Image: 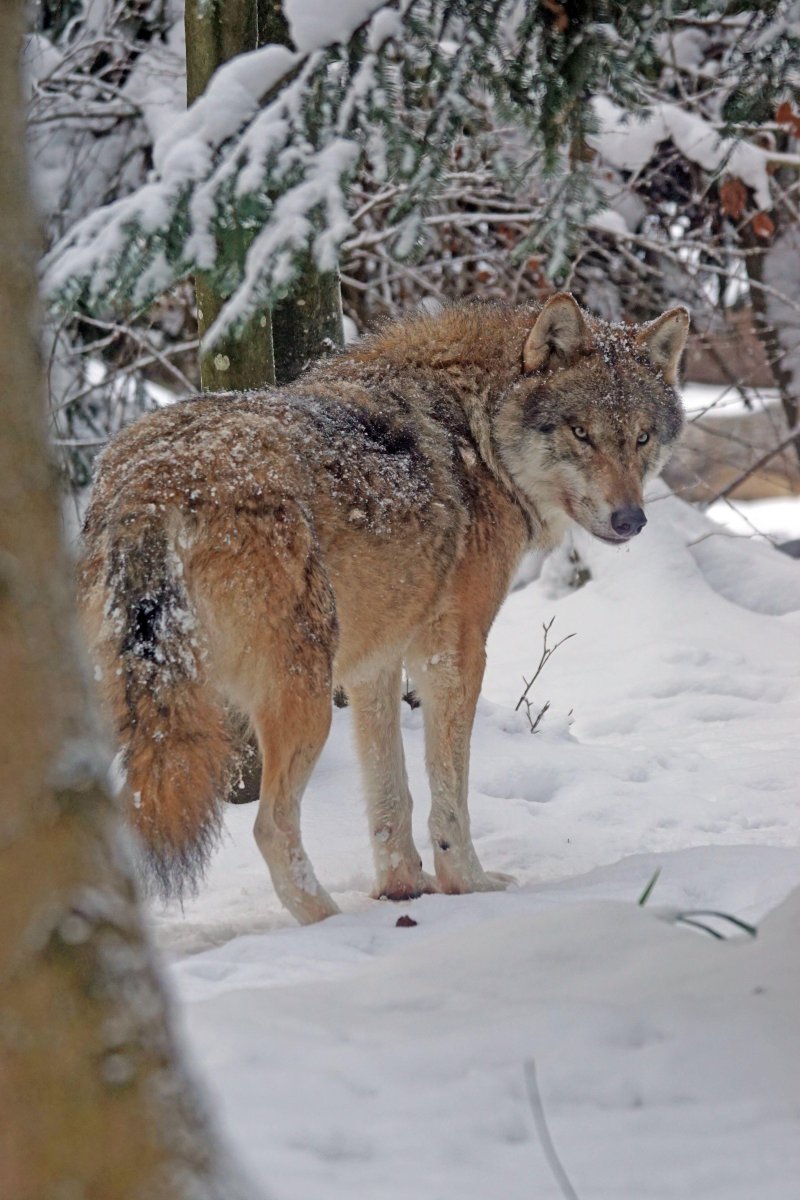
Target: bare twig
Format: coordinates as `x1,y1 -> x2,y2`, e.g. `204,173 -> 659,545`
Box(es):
700,421 -> 800,506
515,617 -> 575,733
526,700 -> 551,735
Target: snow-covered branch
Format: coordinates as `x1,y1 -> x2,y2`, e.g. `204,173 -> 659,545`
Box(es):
42,0 -> 691,348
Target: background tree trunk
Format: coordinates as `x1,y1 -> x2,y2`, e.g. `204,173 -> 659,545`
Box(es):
743,198 -> 800,469
0,6 -> 250,1195
257,0 -> 291,44
259,0 -> 345,384
185,0 -> 276,390
271,259 -> 346,383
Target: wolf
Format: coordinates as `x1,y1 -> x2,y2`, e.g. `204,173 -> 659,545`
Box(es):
80,293 -> 688,924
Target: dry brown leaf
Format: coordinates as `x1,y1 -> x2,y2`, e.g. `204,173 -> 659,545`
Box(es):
720,177 -> 747,219
751,211 -> 776,240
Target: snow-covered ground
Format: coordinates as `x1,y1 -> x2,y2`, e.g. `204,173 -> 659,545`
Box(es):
152,491 -> 800,1200
681,380 -> 780,419
679,380 -> 800,546
706,496 -> 800,546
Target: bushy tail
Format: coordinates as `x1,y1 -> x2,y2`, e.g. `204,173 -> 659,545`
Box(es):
95,515 -> 234,899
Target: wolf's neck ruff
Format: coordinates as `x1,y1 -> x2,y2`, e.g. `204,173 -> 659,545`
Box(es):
79,295 -> 687,923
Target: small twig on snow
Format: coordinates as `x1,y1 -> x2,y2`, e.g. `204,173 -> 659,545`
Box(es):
515,617 -> 575,733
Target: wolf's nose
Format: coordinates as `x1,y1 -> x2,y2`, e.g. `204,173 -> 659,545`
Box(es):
610,505 -> 647,537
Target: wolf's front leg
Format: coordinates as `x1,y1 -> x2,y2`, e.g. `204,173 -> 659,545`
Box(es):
410,631 -> 515,895
349,663 -> 438,900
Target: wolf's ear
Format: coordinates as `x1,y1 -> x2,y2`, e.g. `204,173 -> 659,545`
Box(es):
636,308 -> 690,384
523,293 -> 591,373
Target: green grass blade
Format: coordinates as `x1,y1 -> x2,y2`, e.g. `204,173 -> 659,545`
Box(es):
637,868 -> 661,907
680,910 -> 757,938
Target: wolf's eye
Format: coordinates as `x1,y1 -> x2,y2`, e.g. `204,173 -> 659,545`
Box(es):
572,425 -> 589,441
637,431 -> 650,445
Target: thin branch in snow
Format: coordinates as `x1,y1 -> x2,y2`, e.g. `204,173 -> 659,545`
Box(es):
516,617 -> 575,733
524,1060 -> 581,1200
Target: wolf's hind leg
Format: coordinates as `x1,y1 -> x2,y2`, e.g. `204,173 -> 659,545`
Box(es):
349,664 -> 438,901
252,671 -> 339,925
409,629 -> 515,895
197,502 -> 340,925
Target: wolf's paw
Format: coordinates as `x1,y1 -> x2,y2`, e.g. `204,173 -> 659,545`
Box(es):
478,870 -> 518,891
292,892 -> 341,925
437,868 -> 517,895
374,868 -> 440,902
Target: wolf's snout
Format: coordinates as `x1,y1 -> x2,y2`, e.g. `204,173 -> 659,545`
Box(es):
610,505 -> 647,538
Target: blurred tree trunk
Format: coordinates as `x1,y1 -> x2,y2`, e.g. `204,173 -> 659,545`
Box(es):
742,168 -> 800,468
271,256 -> 346,384
0,5 -> 249,1195
258,0 -> 291,43
258,0 -> 345,383
185,0 -> 345,385
185,0 -> 276,390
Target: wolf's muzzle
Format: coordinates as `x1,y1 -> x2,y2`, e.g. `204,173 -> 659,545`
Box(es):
610,505 -> 647,538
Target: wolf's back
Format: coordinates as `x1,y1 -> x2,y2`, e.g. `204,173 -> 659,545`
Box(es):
81,501 -> 233,898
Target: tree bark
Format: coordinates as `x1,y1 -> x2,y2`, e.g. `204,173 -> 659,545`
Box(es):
186,0 -> 276,390
742,170 -> 800,468
0,6 -> 249,1195
260,1 -> 345,383
271,260 -> 346,383
185,0 -> 344,388
257,0 -> 292,45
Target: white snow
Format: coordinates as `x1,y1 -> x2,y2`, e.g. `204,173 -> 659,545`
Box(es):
41,0 -> 410,334
677,381 -> 800,547
151,492 -> 800,1199
284,1 -> 389,52
706,496 -> 800,546
591,97 -> 800,212
588,207 -> 631,236
681,380 -> 782,419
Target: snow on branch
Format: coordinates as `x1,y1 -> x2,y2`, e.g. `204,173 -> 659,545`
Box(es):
41,0 -> 656,347
41,1 -> 800,351
41,0 -> 419,342
284,0 -> 390,52
592,97 -> 800,212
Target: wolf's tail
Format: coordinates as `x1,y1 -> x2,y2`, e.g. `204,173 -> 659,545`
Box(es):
91,512 -> 234,898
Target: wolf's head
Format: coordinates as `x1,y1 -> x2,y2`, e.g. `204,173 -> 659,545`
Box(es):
496,294 -> 688,545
